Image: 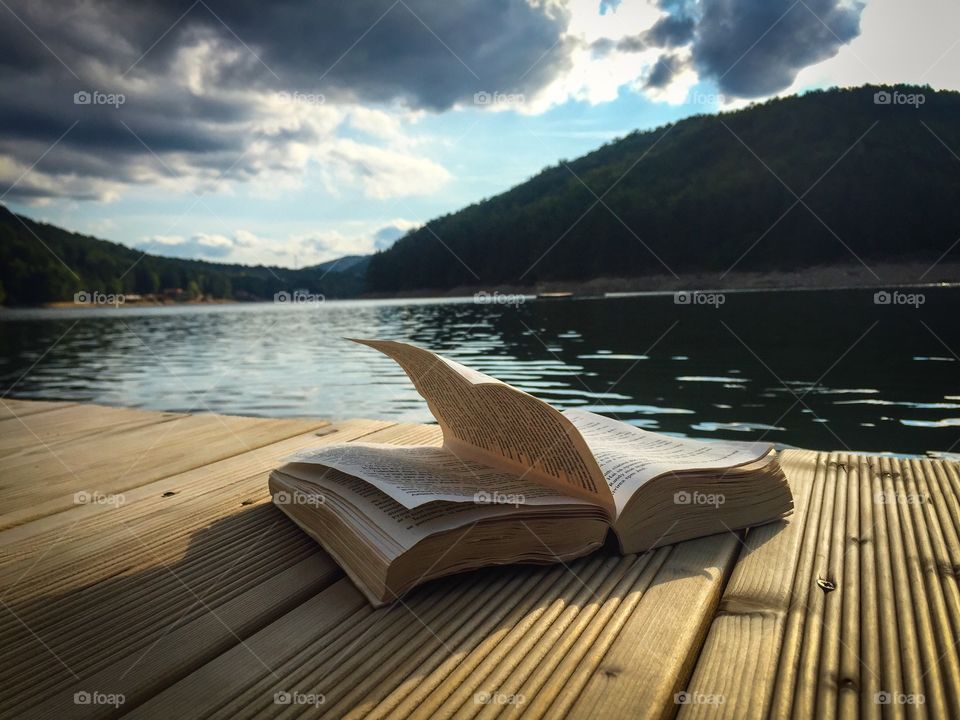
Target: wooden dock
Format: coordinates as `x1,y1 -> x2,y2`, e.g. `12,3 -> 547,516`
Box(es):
2,398 -> 959,719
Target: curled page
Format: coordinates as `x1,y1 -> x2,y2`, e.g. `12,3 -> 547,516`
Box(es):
564,409 -> 774,516
285,442 -> 585,509
350,339 -> 613,513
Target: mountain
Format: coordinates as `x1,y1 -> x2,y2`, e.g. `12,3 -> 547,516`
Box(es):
5,84 -> 958,306
0,205 -> 366,305
367,84 -> 960,292
308,255 -> 371,275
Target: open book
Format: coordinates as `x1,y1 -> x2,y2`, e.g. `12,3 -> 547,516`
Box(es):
270,339 -> 793,606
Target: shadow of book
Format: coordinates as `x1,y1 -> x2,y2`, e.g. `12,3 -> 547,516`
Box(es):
0,498 -> 788,718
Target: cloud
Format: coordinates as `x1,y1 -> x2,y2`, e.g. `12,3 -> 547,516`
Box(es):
608,14 -> 696,55
782,0 -> 960,97
644,54 -> 687,89
136,218 -> 422,265
590,0 -> 865,100
320,140 -> 451,200
694,0 -> 865,97
2,0 -> 574,109
0,0 -> 884,210
373,220 -> 421,250
0,0 -> 575,203
136,233 -> 234,260
644,14 -> 696,48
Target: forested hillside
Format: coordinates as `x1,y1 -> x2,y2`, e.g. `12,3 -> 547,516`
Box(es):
0,206 -> 365,305
367,85 -> 960,291
5,84 -> 957,305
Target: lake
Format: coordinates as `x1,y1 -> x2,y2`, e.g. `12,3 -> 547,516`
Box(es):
1,287 -> 958,457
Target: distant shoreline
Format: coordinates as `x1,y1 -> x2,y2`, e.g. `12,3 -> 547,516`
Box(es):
362,259 -> 960,300
40,297 -> 237,309
10,258 -> 959,310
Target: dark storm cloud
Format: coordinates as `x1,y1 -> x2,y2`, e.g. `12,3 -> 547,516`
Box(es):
0,0 -> 867,202
603,0 -> 863,98
693,0 -> 864,97
2,0 -> 573,109
644,14 -> 696,48
648,0 -> 864,97
604,13 -> 695,55
644,54 -> 687,89
0,0 -> 575,200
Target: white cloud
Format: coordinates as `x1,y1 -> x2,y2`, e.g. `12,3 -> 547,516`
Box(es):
137,218 -> 422,266
1,28 -> 452,206
145,234 -> 186,246
567,0 -> 661,44
783,0 -> 960,94
347,106 -> 426,147
497,1 -> 664,112
319,140 -> 452,199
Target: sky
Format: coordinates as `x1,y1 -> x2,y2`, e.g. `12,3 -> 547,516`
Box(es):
1,0 -> 958,268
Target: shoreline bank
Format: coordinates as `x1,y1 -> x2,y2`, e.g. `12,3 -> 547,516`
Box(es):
362,259 -> 960,300
6,259 -> 958,309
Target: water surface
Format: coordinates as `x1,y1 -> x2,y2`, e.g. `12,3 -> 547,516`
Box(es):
2,288 -> 958,457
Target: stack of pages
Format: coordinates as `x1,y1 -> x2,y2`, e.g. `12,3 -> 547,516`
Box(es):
270,339 -> 793,606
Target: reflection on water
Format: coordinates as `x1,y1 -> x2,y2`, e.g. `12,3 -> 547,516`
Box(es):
1,288 -> 958,457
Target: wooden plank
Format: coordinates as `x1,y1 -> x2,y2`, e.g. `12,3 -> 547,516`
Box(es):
677,449 -> 821,719
0,404 -> 332,528
0,419 -> 386,552
0,398 -> 78,420
0,508 -> 325,715
682,450 -> 960,719
0,418 -> 395,717
0,416 -> 454,718
0,403 -> 177,460
127,552 -> 688,720
20,554 -> 341,720
890,455 -> 957,719
561,534 -> 741,719
123,579 -> 370,719
3,401 -> 960,720
126,507 -> 731,720
0,420 -> 389,624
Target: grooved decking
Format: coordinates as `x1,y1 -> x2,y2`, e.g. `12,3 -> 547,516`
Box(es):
0,399 -> 957,719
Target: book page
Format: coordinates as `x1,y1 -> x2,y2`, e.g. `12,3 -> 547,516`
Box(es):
285,442 -> 586,509
563,409 -> 774,516
351,339 -> 613,512
275,466 -> 575,550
